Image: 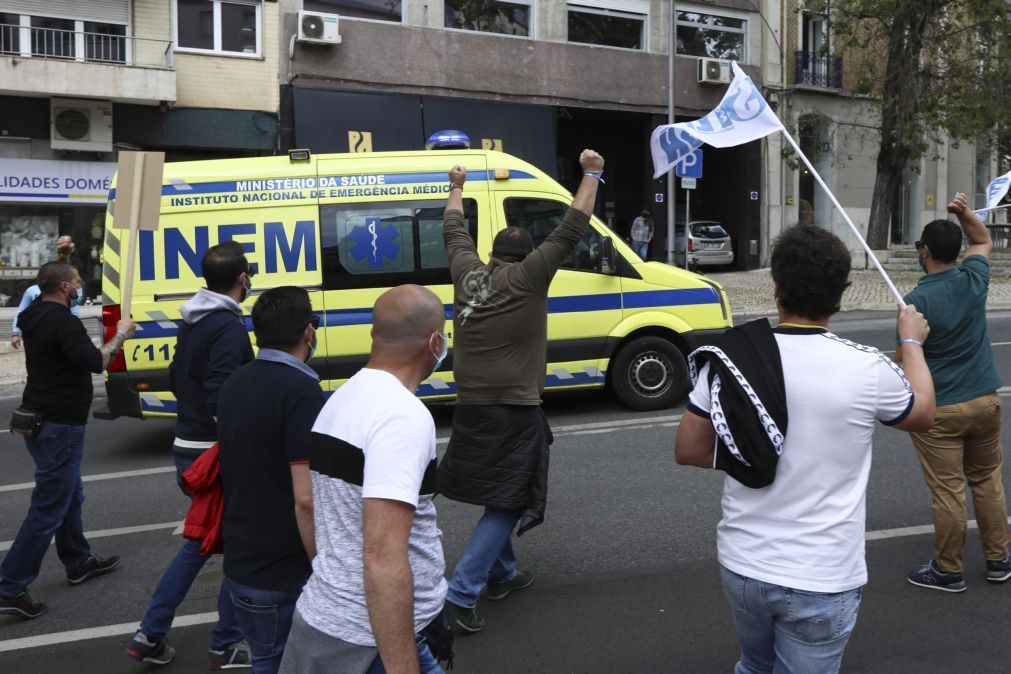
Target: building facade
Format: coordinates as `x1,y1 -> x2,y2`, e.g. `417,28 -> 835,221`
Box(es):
0,0 -> 281,304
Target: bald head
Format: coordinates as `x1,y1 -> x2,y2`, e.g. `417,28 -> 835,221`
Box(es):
372,284 -> 445,346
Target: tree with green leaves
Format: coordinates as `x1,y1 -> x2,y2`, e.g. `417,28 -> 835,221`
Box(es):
811,0 -> 1011,248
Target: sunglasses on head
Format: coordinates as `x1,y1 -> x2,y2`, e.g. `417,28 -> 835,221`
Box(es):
914,241 -> 924,251
308,315 -> 320,329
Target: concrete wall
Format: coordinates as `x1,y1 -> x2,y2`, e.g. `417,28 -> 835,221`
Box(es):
137,0 -> 279,112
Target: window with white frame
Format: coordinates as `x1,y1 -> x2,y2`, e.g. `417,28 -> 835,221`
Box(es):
302,0 -> 402,22
176,0 -> 260,56
567,3 -> 645,51
676,10 -> 746,62
444,0 -> 533,37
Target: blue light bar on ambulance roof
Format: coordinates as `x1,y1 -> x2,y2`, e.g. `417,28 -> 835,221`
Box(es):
426,130 -> 471,150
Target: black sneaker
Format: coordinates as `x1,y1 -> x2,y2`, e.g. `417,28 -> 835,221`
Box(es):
907,559 -> 967,593
209,640 -> 252,669
448,601 -> 486,634
986,553 -> 1011,582
486,569 -> 534,601
66,555 -> 121,586
126,631 -> 176,665
0,591 -> 47,620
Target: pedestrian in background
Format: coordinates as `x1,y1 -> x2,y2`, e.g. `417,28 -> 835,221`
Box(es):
676,225 -> 935,674
127,241 -> 254,668
11,235 -> 80,349
630,210 -> 654,260
281,284 -> 451,674
217,286 -> 325,673
437,150 -> 604,633
0,261 -> 135,619
901,192 -> 1010,592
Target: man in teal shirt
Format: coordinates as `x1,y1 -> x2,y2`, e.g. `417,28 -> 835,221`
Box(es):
900,192 -> 1009,592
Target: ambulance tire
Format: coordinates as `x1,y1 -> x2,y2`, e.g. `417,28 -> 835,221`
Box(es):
610,336 -> 689,411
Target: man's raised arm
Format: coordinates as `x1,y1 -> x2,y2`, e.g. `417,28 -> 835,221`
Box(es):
949,192 -> 992,260
443,165 -> 481,277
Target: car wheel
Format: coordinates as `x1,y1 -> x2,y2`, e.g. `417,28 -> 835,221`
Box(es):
610,336 -> 689,411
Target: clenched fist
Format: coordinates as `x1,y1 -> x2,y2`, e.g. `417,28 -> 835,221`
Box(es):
579,149 -> 604,173
449,165 -> 467,186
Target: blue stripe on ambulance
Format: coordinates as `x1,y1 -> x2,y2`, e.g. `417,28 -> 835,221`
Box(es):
108,171 -> 537,200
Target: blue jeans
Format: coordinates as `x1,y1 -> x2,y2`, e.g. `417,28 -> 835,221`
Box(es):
720,565 -> 862,674
0,422 -> 92,597
633,241 -> 649,260
138,454 -> 242,651
446,507 -> 521,609
366,635 -> 443,674
227,578 -> 304,674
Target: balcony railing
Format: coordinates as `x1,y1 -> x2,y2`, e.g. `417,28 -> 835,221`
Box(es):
0,24 -> 173,69
795,51 -> 843,89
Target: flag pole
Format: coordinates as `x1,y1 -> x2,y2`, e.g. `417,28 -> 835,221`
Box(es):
779,128 -> 905,306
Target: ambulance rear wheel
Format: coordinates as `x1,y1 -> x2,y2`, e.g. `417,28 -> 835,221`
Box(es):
610,336 -> 688,411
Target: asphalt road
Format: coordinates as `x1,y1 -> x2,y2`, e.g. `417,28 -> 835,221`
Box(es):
1,311 -> 1010,673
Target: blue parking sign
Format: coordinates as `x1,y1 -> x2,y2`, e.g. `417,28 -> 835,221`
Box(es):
675,150 -> 703,179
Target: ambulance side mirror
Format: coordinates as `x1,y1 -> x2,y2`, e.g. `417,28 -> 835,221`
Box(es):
599,236 -> 616,275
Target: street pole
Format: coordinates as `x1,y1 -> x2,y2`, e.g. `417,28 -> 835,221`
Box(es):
666,0 -> 676,265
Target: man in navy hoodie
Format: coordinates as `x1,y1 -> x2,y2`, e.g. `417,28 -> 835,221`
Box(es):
127,241 -> 255,668
0,262 -> 135,619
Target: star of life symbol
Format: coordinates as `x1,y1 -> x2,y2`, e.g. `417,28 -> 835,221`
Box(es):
349,216 -> 400,269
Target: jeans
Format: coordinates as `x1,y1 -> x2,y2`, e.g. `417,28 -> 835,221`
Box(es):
910,392 -> 1008,572
446,507 -> 521,609
633,241 -> 650,260
366,635 -> 444,674
720,566 -> 862,674
138,454 -> 242,651
0,422 -> 92,597
226,578 -> 304,674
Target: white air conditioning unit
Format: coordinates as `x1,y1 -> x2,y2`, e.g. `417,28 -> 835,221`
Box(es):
297,11 -> 341,45
697,57 -> 732,85
50,98 -> 113,152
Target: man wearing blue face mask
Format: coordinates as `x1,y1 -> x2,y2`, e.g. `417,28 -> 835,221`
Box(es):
215,287 -> 326,673
11,235 -> 80,349
128,240 -> 255,668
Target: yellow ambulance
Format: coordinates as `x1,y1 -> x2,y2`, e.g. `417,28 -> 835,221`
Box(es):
96,145 -> 732,419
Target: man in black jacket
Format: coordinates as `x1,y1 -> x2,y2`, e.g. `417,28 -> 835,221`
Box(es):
128,241 -> 254,668
0,262 -> 135,619
437,150 -> 604,634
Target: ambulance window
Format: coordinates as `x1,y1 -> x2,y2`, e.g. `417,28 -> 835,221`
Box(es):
504,198 -> 605,273
320,199 -> 478,290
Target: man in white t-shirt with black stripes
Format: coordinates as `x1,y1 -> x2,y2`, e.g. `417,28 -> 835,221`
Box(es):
280,284 -> 451,674
676,225 -> 936,674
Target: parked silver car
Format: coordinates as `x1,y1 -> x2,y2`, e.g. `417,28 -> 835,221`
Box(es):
674,220 -> 734,269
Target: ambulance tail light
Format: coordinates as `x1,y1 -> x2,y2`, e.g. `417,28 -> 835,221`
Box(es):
687,239 -> 693,253
102,304 -> 126,373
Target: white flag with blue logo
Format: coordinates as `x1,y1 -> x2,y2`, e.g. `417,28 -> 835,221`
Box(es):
651,62 -> 784,179
975,170 -> 1011,217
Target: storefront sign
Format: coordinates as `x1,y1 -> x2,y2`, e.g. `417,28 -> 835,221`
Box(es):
0,158 -> 116,204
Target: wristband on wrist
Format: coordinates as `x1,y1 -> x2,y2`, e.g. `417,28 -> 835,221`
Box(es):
583,171 -> 605,183
116,330 -> 128,341
449,183 -> 464,191
900,337 -> 923,347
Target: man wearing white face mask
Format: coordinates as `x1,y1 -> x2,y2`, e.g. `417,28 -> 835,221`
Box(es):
281,284 -> 452,674
215,286 -> 326,673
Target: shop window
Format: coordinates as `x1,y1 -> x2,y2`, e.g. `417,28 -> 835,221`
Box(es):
176,0 -> 261,56
321,199 -> 478,290
0,13 -> 18,54
302,0 -> 402,22
567,4 -> 645,50
30,16 -> 75,59
445,0 -> 532,37
676,11 -> 747,62
0,205 -> 106,306
84,22 -> 127,63
504,198 -> 606,273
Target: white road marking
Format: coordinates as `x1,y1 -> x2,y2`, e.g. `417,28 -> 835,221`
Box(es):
0,521 -> 181,552
865,516 -> 1011,541
0,466 -> 176,494
0,611 -> 218,653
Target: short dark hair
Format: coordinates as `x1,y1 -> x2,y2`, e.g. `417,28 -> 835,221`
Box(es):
771,225 -> 851,320
37,261 -> 77,294
641,210 -> 651,218
920,219 -> 962,264
491,226 -> 534,262
202,241 -> 248,293
252,286 -> 314,350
